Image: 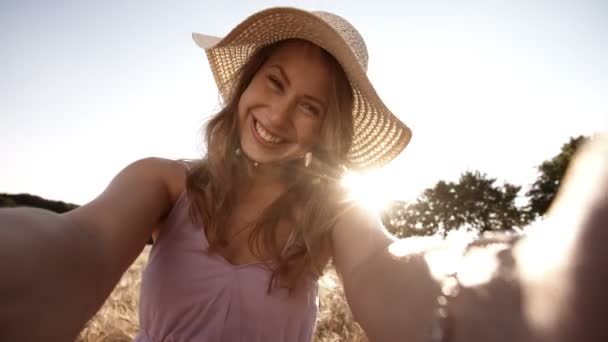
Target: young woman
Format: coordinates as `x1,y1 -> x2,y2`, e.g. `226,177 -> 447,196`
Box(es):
1,7 -> 607,342
1,8 -> 416,342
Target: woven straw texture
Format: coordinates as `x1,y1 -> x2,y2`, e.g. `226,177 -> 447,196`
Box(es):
194,7 -> 412,169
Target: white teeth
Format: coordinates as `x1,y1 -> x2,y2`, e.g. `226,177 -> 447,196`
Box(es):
255,121 -> 283,144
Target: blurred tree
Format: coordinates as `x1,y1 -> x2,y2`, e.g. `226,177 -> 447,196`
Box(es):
0,193 -> 78,213
525,135 -> 588,219
382,171 -> 526,237
0,195 -> 16,207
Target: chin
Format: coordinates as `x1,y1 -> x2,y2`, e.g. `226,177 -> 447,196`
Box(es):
241,144 -> 302,166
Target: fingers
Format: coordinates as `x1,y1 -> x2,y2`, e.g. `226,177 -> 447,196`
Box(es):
515,133 -> 608,342
555,134 -> 608,342
547,134 -> 608,225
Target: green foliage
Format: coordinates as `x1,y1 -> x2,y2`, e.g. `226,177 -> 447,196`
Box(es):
525,135 -> 588,218
382,171 -> 526,237
382,135 -> 588,237
0,195 -> 17,207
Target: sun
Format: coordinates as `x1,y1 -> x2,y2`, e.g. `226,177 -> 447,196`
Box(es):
339,155 -> 428,214
340,170 -> 399,213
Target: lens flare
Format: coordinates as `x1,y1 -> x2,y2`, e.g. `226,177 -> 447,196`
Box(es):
340,170 -> 395,213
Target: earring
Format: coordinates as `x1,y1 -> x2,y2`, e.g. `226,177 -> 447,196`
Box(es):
235,147 -> 241,156
304,152 -> 312,168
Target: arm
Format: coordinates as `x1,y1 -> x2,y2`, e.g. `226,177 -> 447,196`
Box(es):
332,204 -> 441,342
0,157 -> 184,341
514,134 -> 608,342
334,135 -> 608,342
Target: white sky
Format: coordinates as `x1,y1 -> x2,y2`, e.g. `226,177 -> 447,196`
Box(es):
1,0 -> 607,205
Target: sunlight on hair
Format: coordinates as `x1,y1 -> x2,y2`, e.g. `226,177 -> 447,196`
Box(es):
340,170 -> 395,213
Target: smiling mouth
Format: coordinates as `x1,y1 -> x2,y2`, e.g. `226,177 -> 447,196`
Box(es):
253,119 -> 285,144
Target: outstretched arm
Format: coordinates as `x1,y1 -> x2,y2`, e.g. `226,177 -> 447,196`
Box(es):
333,134 -> 608,342
332,203 -> 441,342
0,157 -> 184,341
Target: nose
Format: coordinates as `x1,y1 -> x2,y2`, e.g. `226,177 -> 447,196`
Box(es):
267,98 -> 294,128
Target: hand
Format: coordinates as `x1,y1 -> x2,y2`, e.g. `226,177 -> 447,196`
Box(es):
515,133 -> 608,342
434,134 -> 608,342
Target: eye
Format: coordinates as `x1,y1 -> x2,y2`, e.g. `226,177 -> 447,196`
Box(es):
300,103 -> 322,117
267,75 -> 283,92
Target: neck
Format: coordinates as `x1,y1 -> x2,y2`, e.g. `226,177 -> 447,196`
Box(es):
237,150 -> 298,185
236,158 -> 289,197
253,161 -> 285,181
238,171 -> 287,206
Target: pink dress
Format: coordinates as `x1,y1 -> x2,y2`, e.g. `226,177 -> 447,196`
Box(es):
134,191 -> 319,342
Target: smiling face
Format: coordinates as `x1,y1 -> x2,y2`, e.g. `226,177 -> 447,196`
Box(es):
237,40 -> 333,165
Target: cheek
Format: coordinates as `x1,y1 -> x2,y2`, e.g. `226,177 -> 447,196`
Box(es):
237,87 -> 254,126
237,99 -> 246,126
237,79 -> 265,116
298,118 -> 324,146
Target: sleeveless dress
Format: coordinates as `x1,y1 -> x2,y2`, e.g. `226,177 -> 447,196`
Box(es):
133,190 -> 319,342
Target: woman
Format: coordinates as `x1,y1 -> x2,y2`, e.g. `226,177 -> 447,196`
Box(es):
1,7 -> 415,342
1,6 -> 607,342
130,8 -> 412,340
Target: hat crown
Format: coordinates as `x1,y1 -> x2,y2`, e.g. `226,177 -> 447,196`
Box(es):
312,11 -> 369,71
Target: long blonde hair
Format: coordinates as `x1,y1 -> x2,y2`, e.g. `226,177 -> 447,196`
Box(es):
186,39 -> 354,292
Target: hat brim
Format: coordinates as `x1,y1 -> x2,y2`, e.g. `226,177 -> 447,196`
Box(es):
192,7 -> 412,170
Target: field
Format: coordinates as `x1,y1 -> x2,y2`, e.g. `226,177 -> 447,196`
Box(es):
76,246 -> 368,342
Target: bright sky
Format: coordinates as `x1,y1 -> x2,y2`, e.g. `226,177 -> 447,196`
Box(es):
1,0 -> 607,205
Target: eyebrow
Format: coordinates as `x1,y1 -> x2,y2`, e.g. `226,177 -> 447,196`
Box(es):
268,64 -> 328,110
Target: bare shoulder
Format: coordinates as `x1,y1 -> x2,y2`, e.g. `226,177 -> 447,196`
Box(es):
63,156 -> 190,274
99,156 -> 188,204
152,157 -> 191,202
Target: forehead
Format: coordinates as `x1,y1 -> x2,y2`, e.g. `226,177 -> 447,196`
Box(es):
264,40 -> 333,89
268,40 -> 328,62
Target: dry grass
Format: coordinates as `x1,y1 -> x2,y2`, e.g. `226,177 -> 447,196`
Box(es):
77,246 -> 367,342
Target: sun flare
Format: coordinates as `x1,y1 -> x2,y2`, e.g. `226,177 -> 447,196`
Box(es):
340,170 -> 397,213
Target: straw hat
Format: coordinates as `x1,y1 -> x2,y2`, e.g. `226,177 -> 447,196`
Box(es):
192,7 -> 412,169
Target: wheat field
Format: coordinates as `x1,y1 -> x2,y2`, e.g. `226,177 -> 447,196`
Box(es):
76,246 -> 368,342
